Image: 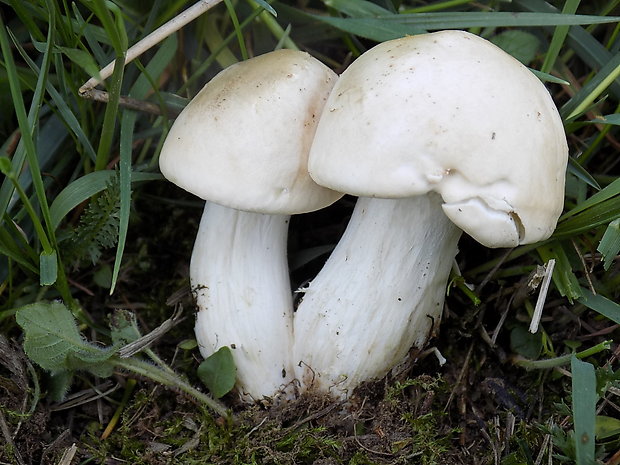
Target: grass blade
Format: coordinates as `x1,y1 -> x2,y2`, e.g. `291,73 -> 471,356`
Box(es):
109,110 -> 134,295
0,13 -> 55,245
7,30 -> 97,162
540,0 -> 580,74
108,35 -> 178,294
578,288 -> 620,324
314,12 -> 620,42
537,241 -> 582,301
562,53 -> 620,120
597,218 -> 620,270
571,356 -> 596,465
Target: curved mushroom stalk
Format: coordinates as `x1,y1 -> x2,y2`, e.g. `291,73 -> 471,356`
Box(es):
293,193 -> 461,398
192,201 -> 295,401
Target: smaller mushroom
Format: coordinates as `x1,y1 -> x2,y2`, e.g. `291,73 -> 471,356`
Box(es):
159,50 -> 340,401
293,30 -> 568,398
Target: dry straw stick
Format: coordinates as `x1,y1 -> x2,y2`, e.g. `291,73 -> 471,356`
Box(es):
529,259 -> 556,334
79,0 -> 224,97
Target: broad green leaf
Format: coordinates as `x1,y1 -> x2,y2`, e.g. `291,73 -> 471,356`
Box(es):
596,415 -> 620,440
597,218 -> 620,270
578,288 -> 620,324
197,347 -> 237,399
490,30 -> 540,65
571,356 -> 596,465
65,351 -> 115,377
15,301 -> 114,373
510,326 -> 542,359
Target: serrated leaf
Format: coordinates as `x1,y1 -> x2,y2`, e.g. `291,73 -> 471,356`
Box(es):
197,347 -> 237,399
49,171 -> 161,230
15,301 -> 114,373
63,173 -> 121,266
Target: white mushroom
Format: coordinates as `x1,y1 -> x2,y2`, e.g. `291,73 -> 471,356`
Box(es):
293,31 -> 568,398
159,50 -> 340,401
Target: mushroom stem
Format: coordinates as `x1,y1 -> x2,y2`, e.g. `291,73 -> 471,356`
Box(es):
191,201 -> 295,401
293,193 -> 462,398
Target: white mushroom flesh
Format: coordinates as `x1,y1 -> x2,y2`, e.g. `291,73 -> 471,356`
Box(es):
192,202 -> 295,401
294,194 -> 461,397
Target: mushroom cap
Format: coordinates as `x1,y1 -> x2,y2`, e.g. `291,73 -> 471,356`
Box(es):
160,49 -> 342,214
308,30 -> 568,247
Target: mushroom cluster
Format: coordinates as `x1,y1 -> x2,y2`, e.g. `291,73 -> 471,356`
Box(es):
160,31 -> 568,403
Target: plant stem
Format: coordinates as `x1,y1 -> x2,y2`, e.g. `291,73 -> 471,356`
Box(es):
114,357 -> 229,418
515,340 -> 611,370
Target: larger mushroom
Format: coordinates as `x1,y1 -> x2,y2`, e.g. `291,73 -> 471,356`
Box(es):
159,50 -> 340,401
293,30 -> 568,398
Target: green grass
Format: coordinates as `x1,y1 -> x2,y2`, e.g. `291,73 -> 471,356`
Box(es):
1,0 -> 619,463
